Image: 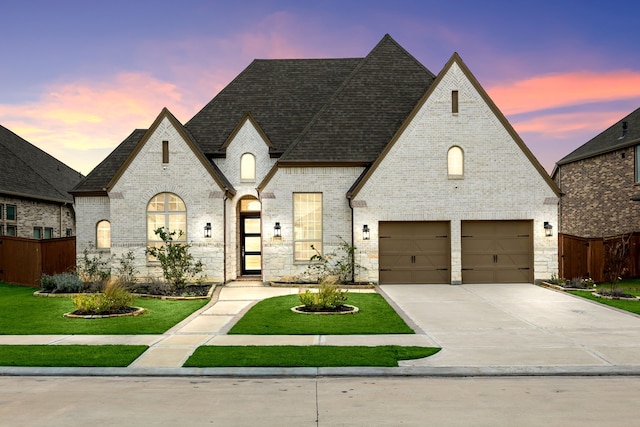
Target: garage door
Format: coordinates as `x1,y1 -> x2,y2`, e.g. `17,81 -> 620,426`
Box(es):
379,221 -> 450,284
461,220 -> 533,283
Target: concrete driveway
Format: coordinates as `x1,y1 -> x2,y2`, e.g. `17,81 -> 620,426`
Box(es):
380,283 -> 640,369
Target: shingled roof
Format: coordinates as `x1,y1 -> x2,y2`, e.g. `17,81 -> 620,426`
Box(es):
556,107 -> 640,166
0,124 -> 83,203
280,35 -> 435,163
73,34 -> 437,193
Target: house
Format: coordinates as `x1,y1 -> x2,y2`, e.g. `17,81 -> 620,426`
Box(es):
0,124 -> 82,239
71,34 -> 560,285
553,107 -> 640,280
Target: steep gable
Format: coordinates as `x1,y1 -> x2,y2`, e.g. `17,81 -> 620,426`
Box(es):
0,124 -> 82,203
556,107 -> 640,166
349,52 -> 560,198
279,34 -> 436,163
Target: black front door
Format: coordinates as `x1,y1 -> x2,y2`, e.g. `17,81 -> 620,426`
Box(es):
241,214 -> 261,275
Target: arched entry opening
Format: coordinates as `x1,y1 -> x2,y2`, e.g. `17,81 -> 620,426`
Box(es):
238,197 -> 261,276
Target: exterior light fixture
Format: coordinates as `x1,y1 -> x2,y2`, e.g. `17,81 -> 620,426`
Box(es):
544,221 -> 553,237
362,224 -> 370,240
274,222 -> 282,238
204,222 -> 212,238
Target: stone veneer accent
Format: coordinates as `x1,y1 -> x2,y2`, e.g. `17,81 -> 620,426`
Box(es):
0,195 -> 75,239
554,147 -> 640,238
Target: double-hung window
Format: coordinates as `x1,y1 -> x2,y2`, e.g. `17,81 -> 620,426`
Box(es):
293,193 -> 322,261
147,193 -> 187,260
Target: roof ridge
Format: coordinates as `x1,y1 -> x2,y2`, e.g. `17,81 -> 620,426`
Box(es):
279,34 -> 434,161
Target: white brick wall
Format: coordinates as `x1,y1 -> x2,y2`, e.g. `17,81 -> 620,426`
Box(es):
352,61 -> 558,284
261,166 -> 365,282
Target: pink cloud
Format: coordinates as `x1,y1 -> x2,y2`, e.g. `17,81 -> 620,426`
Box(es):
488,70 -> 640,115
0,72 -> 202,175
511,110 -> 628,139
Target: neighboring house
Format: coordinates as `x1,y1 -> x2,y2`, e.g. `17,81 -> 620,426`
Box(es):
0,124 -> 83,239
71,34 -> 560,285
553,107 -> 640,279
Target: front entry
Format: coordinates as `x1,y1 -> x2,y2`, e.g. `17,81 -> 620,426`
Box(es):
240,215 -> 261,275
239,198 -> 262,276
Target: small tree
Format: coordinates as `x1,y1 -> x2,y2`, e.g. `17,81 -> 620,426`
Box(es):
298,236 -> 365,284
604,234 -> 631,293
145,228 -> 204,291
77,246 -> 114,288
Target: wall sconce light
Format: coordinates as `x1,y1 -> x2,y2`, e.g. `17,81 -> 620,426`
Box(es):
274,222 -> 281,238
204,222 -> 212,238
544,221 -> 553,237
362,224 -> 370,240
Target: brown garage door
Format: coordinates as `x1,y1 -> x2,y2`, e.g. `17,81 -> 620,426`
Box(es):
379,221 -> 450,284
461,220 -> 533,284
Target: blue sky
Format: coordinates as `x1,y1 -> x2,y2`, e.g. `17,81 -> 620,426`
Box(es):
2,0 -> 639,174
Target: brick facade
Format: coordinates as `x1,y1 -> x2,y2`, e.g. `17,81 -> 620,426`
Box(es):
554,146 -> 640,238
353,61 -> 558,283
0,195 -> 75,239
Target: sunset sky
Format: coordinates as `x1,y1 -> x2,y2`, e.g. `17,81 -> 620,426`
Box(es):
2,0 -> 639,176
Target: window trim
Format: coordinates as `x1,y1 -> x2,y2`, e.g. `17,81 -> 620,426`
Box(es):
96,220 -> 111,249
635,145 -> 640,183
162,140 -> 169,164
6,225 -> 17,236
0,203 -> 3,220
447,146 -> 464,179
293,192 -> 323,261
6,204 -> 16,221
452,90 -> 459,114
240,153 -> 256,182
33,227 -> 43,239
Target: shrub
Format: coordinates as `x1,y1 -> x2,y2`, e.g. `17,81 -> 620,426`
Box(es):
72,280 -> 134,314
299,277 -> 348,310
299,237 -> 365,284
145,228 -> 204,291
77,247 -> 113,286
40,272 -> 83,293
115,250 -> 138,286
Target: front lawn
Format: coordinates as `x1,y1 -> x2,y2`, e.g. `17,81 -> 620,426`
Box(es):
228,293 -> 414,335
0,345 -> 148,367
0,282 -> 208,334
570,290 -> 640,315
184,345 -> 439,367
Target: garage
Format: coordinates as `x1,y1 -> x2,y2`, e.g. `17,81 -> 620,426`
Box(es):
461,220 -> 533,283
379,221 -> 450,284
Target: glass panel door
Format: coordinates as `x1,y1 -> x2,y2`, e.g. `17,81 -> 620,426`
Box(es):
241,215 -> 261,275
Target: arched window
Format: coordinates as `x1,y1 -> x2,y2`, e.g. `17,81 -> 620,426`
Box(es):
147,193 -> 186,257
448,146 -> 464,177
240,153 -> 256,182
96,220 -> 111,249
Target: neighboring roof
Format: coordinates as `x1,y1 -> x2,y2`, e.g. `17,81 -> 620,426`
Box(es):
0,124 -> 83,203
279,34 -> 435,163
556,107 -> 640,166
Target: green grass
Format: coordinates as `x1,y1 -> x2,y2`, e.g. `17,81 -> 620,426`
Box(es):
593,278 -> 640,296
570,290 -> 640,315
184,345 -> 440,367
228,293 -> 414,335
0,345 -> 148,367
0,282 -> 208,334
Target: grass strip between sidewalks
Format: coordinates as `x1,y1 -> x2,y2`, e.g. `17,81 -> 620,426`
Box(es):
185,345 -> 440,367
228,293 -> 414,335
0,345 -> 148,367
0,282 -> 208,334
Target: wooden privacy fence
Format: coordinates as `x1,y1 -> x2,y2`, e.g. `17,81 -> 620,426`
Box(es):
0,236 -> 76,287
559,233 -> 640,282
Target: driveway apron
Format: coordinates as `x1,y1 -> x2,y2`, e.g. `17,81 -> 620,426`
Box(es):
380,283 -> 640,368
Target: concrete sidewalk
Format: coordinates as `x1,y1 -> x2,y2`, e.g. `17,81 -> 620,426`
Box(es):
3,281 -> 640,376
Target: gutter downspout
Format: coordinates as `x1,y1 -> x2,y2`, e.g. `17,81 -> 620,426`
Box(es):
223,190 -> 228,283
347,196 -> 355,283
